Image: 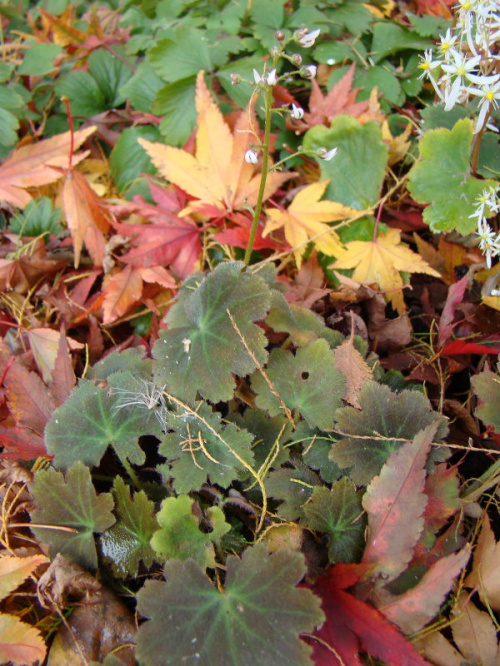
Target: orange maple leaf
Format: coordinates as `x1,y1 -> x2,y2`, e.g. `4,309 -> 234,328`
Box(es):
138,71 -> 292,217
61,169 -> 110,268
263,180 -> 357,266
331,228 -> 440,314
0,126 -> 95,209
102,265 -> 176,324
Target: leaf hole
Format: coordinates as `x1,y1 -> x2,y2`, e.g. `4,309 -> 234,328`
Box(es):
301,371 -> 309,380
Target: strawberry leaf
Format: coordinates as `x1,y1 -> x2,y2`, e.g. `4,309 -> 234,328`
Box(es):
251,339 -> 346,430
153,261 -> 271,403
331,383 -> 448,485
136,545 -> 324,666
31,462 -> 115,569
302,480 -> 366,564
408,119 -> 497,234
100,477 -> 158,578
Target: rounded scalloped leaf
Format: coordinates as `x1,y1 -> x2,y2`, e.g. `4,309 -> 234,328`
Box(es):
251,339 -> 346,430
150,495 -> 230,569
153,261 -> 271,403
100,477 -> 158,578
331,382 -> 448,485
45,372 -> 162,470
408,118 -> 497,234
159,402 -> 255,493
471,370 -> 500,430
31,462 -> 115,569
303,116 -> 388,210
302,480 -> 366,564
136,544 -> 324,666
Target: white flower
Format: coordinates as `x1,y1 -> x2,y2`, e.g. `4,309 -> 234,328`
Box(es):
438,28 -> 457,55
290,103 -> 304,120
266,69 -> 278,86
297,28 -> 320,48
476,218 -> 500,269
465,78 -> 500,131
253,69 -> 262,84
440,50 -> 481,109
317,146 -> 337,161
245,149 -> 259,164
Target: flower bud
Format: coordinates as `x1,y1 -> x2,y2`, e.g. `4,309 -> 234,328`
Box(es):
291,53 -> 302,66
300,65 -> 317,79
269,46 -> 280,58
274,30 -> 285,41
297,28 -> 320,48
230,73 -> 241,85
317,147 -> 337,161
245,149 -> 259,164
290,103 -> 304,120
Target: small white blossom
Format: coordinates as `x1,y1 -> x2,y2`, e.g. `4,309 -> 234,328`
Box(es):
245,149 -> 259,164
466,78 -> 500,131
297,28 -> 320,48
253,69 -> 262,84
317,146 -> 337,161
266,69 -> 278,86
290,103 -> 304,120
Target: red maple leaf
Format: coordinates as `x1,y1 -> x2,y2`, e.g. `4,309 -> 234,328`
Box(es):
113,181 -> 202,280
306,564 -> 431,666
287,64 -> 371,134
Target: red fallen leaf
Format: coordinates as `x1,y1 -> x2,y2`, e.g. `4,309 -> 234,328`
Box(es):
214,212 -> 285,251
440,337 -> 500,356
113,182 -> 201,280
307,563 -> 431,666
438,274 -> 469,346
286,64 -> 371,134
0,425 -> 47,460
49,331 -> 77,409
3,360 -> 55,435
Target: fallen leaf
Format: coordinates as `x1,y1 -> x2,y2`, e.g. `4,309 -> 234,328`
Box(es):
376,546 -> 470,633
0,554 -> 48,601
438,274 -> 470,346
4,359 -> 55,435
26,328 -> 83,384
451,594 -> 499,666
46,586 -> 136,666
61,169 -> 110,268
362,423 -> 438,583
0,126 -> 95,209
464,514 -> 500,611
38,553 -> 101,607
333,337 -> 373,408
413,631 -> 464,666
286,64 -> 371,134
308,563 -> 431,666
102,265 -> 143,324
263,180 -> 356,266
332,228 -> 441,314
48,330 -> 77,408
138,71 -> 292,217
0,613 -> 46,666
114,182 -> 201,280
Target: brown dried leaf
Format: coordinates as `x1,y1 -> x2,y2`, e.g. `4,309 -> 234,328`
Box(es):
102,265 -> 143,324
464,515 -> 500,611
413,631 -> 464,666
451,594 -> 499,666
37,554 -> 101,607
333,337 -> 373,408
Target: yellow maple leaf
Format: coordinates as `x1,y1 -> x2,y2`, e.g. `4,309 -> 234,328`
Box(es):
263,180 -> 357,266
138,71 -> 291,217
332,228 -> 440,314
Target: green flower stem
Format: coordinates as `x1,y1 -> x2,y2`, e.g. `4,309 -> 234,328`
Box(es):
244,83 -> 273,266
